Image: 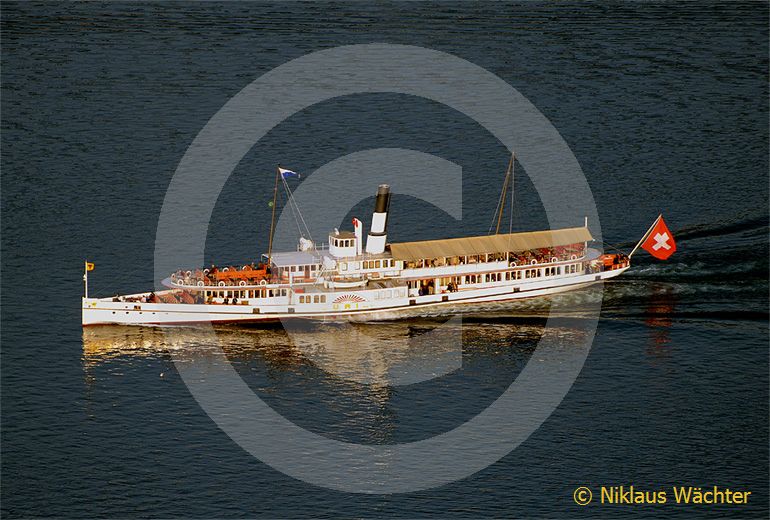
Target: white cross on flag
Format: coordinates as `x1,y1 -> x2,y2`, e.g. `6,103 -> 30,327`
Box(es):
641,215 -> 676,260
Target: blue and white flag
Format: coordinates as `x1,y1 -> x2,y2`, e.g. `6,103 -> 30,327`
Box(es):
278,167 -> 300,179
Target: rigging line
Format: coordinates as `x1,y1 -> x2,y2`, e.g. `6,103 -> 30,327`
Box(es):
488,157 -> 512,234
281,174 -> 314,243
495,175 -> 509,234
281,176 -> 304,239
488,191 -> 505,234
280,176 -> 301,236
292,190 -> 313,242
504,155 -> 515,252
495,154 -> 514,235
601,239 -> 631,255
274,183 -> 302,246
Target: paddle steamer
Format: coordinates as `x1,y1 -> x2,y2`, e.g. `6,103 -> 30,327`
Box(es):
82,163 -> 642,326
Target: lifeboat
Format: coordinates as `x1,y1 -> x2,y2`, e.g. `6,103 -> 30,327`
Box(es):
212,264 -> 268,283
323,278 -> 368,289
599,253 -> 628,271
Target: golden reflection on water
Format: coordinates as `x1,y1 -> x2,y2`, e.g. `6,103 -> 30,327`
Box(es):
82,318 -> 552,386
80,319 -> 593,441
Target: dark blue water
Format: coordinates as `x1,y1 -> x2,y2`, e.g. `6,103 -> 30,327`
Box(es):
2,2 -> 768,517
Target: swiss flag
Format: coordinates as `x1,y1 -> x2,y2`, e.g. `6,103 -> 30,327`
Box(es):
641,216 -> 676,260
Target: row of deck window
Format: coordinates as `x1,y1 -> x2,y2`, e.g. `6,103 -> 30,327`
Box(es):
204,289 -> 288,299
374,288 -> 407,299
409,263 -> 584,290
362,258 -> 397,269
402,244 -> 586,270
525,264 -> 581,278
287,264 -> 318,272
340,258 -> 397,271
332,238 -> 355,248
298,294 -> 327,304
467,264 -> 582,284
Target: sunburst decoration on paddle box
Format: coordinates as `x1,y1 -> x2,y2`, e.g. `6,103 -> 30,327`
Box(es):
333,294 -> 367,304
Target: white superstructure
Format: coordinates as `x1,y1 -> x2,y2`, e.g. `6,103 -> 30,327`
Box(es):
82,183 -> 630,326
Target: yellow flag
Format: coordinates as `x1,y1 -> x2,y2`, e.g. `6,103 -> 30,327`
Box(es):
86,262 -> 95,272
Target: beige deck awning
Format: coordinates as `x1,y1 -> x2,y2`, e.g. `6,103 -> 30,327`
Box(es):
389,226 -> 592,261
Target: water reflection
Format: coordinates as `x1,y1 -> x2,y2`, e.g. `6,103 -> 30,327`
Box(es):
81,317 -> 597,447
82,319 -> 558,384
644,282 -> 677,353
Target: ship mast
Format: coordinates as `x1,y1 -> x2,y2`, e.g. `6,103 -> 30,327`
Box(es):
493,152 -> 515,234
266,166 -> 280,276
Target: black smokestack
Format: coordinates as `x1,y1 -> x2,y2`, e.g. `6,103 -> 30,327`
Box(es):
374,184 -> 391,214
366,184 -> 391,254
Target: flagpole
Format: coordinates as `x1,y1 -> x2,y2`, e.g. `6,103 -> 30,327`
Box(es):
266,166 -> 281,276
83,260 -> 89,298
629,214 -> 662,258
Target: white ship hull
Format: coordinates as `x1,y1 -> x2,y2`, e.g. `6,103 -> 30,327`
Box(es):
82,266 -> 628,326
